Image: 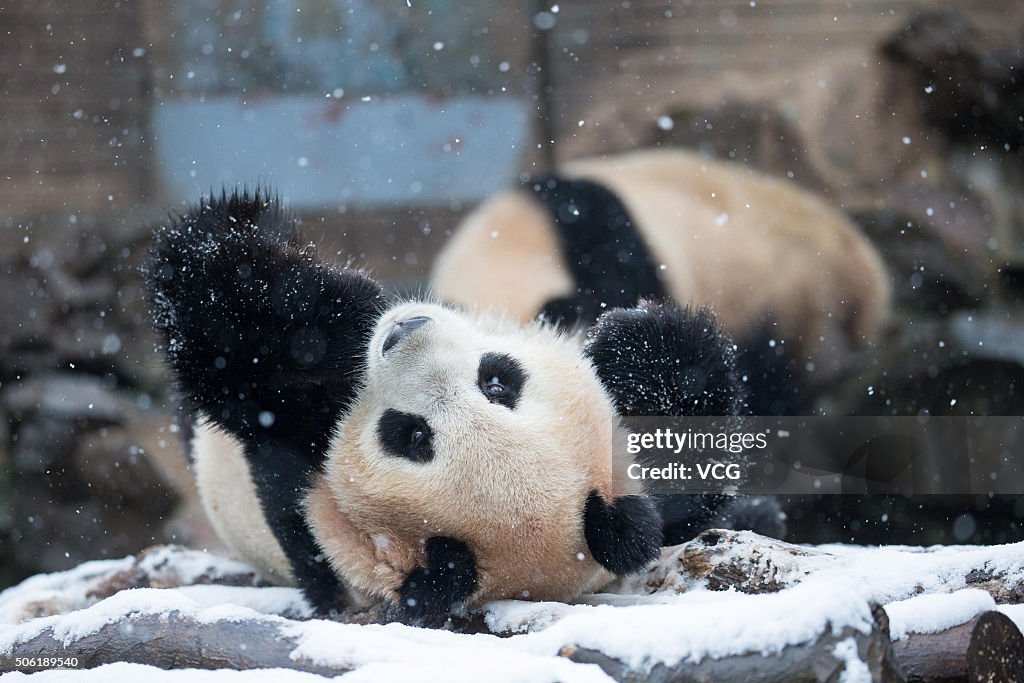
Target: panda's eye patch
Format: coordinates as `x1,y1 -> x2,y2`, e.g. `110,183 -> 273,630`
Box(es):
477,352 -> 525,409
378,409 -> 434,463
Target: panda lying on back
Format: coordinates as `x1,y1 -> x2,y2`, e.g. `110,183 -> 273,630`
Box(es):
148,190 -> 757,621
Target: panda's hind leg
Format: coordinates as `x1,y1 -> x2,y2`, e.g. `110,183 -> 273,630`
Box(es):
147,189 -> 386,616
147,189 -> 385,454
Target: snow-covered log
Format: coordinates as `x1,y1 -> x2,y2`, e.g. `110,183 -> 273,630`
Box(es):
563,607 -> 1024,683
564,603 -> 903,683
3,606 -> 905,681
890,610 -> 1024,683
2,610 -> 345,676
4,600 -> 1022,681
617,529 -> 1024,604
2,536 -> 1022,681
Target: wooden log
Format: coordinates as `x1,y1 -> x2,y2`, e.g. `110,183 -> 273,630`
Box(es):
892,616 -> 977,683
3,539 -> 1020,680
5,591 -> 1017,681
0,611 -> 347,676
564,603 -> 905,683
882,609 -> 1024,682
610,528 -> 837,597
966,611 -> 1024,683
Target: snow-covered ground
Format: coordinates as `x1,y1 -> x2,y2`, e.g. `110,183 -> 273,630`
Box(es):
1,537 -> 1021,682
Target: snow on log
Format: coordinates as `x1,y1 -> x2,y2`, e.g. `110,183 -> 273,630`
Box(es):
0,589 -> 591,680
0,545 -> 289,625
883,590 -> 1024,682
613,529 -> 1024,605
1,582 -> 887,680
564,603 -> 903,683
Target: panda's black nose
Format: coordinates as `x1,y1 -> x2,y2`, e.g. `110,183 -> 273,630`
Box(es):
382,316 -> 432,355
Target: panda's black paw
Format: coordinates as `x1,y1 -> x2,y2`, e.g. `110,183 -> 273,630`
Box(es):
147,188 -> 385,446
396,536 -> 478,624
586,303 -> 745,417
584,492 -> 662,575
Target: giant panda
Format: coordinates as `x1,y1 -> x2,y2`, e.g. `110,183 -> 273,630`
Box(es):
147,189 -> 754,622
430,149 -> 892,394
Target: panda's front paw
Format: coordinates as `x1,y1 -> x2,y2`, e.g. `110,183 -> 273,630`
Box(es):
584,491 -> 662,575
396,536 -> 477,624
585,303 -> 744,417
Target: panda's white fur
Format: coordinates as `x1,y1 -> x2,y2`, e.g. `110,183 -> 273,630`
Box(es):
431,149 -> 892,379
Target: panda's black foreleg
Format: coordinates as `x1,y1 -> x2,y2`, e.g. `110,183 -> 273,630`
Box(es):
148,190 -> 386,614
396,536 -> 478,624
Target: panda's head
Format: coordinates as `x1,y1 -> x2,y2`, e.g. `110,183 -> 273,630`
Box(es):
308,301 -> 632,606
306,298 -> 743,613
359,302 -> 620,511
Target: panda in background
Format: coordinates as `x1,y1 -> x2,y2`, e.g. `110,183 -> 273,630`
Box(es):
430,148 -> 893,412
147,190 -> 764,622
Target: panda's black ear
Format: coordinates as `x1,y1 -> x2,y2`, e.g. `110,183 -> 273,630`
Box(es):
584,492 -> 662,575
584,302 -> 745,417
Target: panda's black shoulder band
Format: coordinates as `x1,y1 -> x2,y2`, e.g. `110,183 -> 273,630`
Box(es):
524,175 -> 668,327
248,439 -> 350,615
